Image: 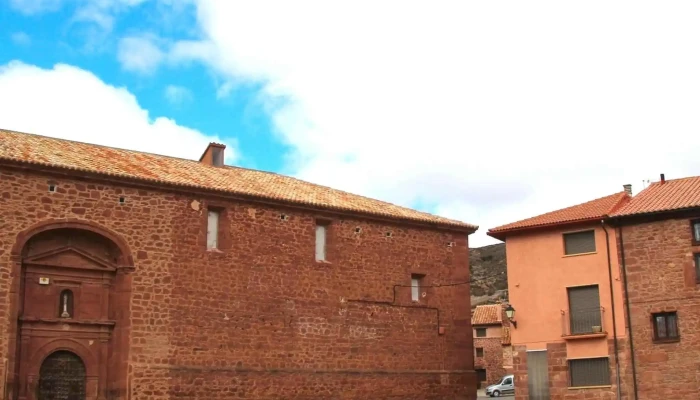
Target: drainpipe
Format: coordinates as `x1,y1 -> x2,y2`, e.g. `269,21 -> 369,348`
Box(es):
601,221 -> 621,400
617,225 -> 639,400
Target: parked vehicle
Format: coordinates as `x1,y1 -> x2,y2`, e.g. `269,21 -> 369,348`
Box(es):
485,374 -> 515,397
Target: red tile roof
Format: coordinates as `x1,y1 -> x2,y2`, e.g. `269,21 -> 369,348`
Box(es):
488,192 -> 630,240
611,176 -> 700,217
0,129 -> 477,230
471,304 -> 503,326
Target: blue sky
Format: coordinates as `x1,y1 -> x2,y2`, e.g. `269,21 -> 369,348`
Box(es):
1,1 -> 286,172
2,1 -> 700,247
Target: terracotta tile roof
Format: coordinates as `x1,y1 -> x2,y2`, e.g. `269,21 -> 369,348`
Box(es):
0,129 -> 477,230
471,304 -> 503,326
488,191 -> 630,239
611,176 -> 700,217
501,326 -> 511,345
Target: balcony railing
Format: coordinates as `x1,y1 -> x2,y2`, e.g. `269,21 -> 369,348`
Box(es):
561,307 -> 605,337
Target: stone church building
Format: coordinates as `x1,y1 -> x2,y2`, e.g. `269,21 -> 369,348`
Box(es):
0,129 -> 477,400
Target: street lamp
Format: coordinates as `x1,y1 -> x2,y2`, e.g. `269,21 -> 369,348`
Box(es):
505,304 -> 517,328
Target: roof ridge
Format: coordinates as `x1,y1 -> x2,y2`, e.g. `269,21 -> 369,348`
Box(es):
610,175 -> 700,218
0,128 -> 477,230
0,127 -> 215,164
489,190 -> 626,233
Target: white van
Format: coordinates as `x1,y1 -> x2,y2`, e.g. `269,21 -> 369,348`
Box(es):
485,374 -> 515,397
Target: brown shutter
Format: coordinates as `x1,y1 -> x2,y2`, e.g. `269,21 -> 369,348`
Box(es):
564,230 -> 596,255
569,358 -> 610,387
567,285 -> 601,335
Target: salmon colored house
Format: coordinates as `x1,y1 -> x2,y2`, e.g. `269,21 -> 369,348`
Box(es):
488,188 -> 632,400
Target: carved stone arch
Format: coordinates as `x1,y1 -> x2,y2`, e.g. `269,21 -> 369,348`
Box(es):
6,218 -> 133,400
29,339 -> 99,378
11,218 -> 134,267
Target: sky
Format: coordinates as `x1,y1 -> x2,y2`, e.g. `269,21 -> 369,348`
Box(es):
1,1 -> 700,247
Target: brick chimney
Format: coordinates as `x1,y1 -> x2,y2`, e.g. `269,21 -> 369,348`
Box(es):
623,184 -> 632,196
660,173 -> 666,184
199,143 -> 226,167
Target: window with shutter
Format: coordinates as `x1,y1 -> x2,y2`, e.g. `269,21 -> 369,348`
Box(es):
563,230 -> 596,255
315,223 -> 327,261
652,312 -> 680,342
569,358 -> 610,387
692,220 -> 700,245
410,274 -> 424,301
207,210 -> 219,249
567,285 -> 602,335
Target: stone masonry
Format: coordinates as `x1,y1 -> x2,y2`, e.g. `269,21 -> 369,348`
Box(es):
0,166 -> 477,399
513,339 -> 633,400
617,217 -> 700,399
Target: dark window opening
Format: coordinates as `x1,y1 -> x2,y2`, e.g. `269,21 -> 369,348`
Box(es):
59,289 -> 74,318
569,357 -> 610,387
475,328 -> 487,337
695,253 -> 700,284
476,347 -> 484,357
563,230 -> 596,255
652,312 -> 679,342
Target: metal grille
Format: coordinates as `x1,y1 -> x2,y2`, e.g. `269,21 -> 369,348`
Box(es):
567,285 -> 602,335
563,230 -> 596,255
569,357 -> 610,387
38,351 -> 86,400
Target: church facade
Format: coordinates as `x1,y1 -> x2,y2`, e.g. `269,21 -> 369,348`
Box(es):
0,129 -> 477,400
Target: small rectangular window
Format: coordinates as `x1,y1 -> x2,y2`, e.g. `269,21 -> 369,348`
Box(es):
569,357 -> 610,387
206,209 -> 220,249
315,223 -> 327,261
695,253 -> 700,284
476,328 -> 487,337
564,230 -> 596,255
410,274 -> 422,301
476,347 -> 484,357
652,312 -> 679,342
692,220 -> 700,245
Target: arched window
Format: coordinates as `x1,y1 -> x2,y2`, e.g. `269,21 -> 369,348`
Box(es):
59,289 -> 74,318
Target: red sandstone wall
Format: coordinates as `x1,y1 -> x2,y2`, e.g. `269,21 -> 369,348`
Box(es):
0,168 -> 476,399
513,339 -> 632,400
619,218 -> 700,400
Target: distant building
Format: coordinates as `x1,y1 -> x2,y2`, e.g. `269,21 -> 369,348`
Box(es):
489,189 -> 631,400
471,304 -> 512,388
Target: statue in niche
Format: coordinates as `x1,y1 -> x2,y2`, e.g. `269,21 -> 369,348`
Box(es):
59,290 -> 73,318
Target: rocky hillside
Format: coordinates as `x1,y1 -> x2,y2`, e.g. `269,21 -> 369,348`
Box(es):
469,243 -> 508,307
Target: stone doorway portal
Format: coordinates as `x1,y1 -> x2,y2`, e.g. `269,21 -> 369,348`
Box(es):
38,351 -> 86,400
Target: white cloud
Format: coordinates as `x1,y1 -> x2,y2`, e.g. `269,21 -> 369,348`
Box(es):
164,84 -> 192,105
167,0 -> 700,246
0,61 -> 237,163
10,32 -> 31,46
117,34 -> 165,74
